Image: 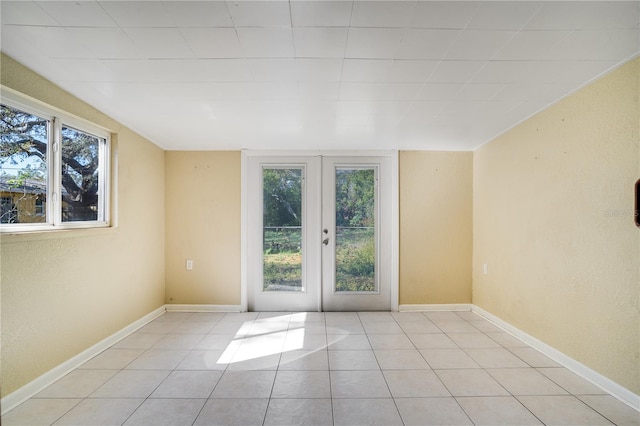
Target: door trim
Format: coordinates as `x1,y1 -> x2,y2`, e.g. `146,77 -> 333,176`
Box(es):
241,150 -> 399,312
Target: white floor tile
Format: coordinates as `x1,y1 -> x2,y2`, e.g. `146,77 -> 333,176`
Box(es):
219,312 -> 259,322
35,370 -> 116,398
330,370 -> 391,398
208,321 -> 251,335
4,310 -> 632,426
325,312 -> 359,321
455,311 -> 484,321
487,368 -> 568,396
3,399 -> 80,426
152,333 -> 205,350
138,321 -> 180,334
362,321 -> 404,334
538,367 -> 608,395
188,312 -> 225,322
448,332 -> 502,349
358,312 -> 395,322
122,398 -> 205,426
226,352 -> 281,370
211,370 -> 276,398
425,311 -> 463,321
433,320 -> 482,333
197,334 -> 239,350
271,370 -> 331,398
124,349 -> 189,370
279,349 -> 329,370
509,346 -> 561,367
78,348 -> 144,370
517,395 -> 614,425
247,321 -> 290,337
408,333 -> 458,349
399,320 -> 441,334
289,312 -> 325,323
333,398 -> 403,426
325,322 -> 366,334
384,369 -> 451,397
486,332 -> 529,347
374,349 -> 430,369
112,332 -> 164,349
150,370 -> 221,398
391,312 -> 429,322
172,321 -> 216,334
176,349 -> 229,370
53,398 -> 143,426
457,396 -> 543,425
155,312 -> 195,322
465,347 -> 530,368
436,369 -> 510,396
284,331 -> 327,351
264,399 -> 333,426
577,395 -> 640,426
367,333 -> 415,349
194,399 -> 268,426
90,370 -> 170,398
327,334 -> 371,350
328,350 -> 379,370
468,319 -> 504,333
288,322 -> 326,334
420,348 -> 480,369
396,397 -> 473,425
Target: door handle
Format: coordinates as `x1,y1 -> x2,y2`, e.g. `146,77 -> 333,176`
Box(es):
322,229 -> 329,245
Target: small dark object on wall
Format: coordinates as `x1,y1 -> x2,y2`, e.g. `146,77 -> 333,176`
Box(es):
635,179 -> 640,228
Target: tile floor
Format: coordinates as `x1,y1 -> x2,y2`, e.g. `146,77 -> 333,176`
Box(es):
3,311 -> 639,425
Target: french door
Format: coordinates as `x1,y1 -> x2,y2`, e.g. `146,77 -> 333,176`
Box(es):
246,154 -> 393,312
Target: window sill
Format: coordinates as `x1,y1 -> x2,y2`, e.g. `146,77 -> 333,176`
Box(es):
0,225 -> 117,243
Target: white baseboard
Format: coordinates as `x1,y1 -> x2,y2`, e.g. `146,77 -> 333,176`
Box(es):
0,305 -> 166,416
399,303 -> 472,312
471,305 -> 640,412
165,304 -> 244,312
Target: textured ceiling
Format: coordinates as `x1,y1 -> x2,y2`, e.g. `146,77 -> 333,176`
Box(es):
1,1 -> 638,151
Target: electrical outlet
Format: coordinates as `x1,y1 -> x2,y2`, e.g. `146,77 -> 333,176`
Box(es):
186,259 -> 193,270
483,263 -> 488,275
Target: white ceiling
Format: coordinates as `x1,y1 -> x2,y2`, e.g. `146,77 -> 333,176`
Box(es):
1,1 -> 638,151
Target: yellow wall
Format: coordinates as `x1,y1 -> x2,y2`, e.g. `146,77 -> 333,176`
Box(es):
165,151 -> 473,307
399,151 -> 473,304
473,58 -> 640,394
164,151 -> 241,305
0,54 -> 166,397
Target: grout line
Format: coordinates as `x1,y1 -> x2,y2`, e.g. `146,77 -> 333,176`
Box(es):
3,311 -> 637,425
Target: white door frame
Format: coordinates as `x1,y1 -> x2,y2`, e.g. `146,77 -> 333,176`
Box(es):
241,150 -> 399,312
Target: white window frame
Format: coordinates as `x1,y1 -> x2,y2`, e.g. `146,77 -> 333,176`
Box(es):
0,87 -> 111,233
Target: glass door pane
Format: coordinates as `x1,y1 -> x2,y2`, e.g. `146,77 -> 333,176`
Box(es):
262,167 -> 303,292
248,156 -> 320,312
335,168 -> 377,293
322,156 -> 391,312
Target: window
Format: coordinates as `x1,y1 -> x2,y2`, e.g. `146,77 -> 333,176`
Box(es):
0,90 -> 110,232
0,196 -> 17,223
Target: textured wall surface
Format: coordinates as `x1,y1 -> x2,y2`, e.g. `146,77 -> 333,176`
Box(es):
0,54 -> 166,397
164,151 -> 241,305
473,58 -> 640,394
399,151 -> 473,304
